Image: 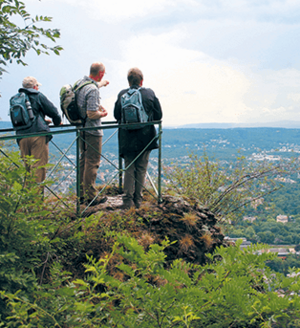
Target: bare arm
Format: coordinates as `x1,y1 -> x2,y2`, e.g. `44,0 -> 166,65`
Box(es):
87,105 -> 108,119
97,80 -> 109,88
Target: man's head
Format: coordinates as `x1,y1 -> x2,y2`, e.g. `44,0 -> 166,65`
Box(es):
127,68 -> 143,87
22,76 -> 42,90
89,62 -> 105,82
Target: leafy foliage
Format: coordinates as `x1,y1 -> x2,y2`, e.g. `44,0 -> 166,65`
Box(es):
0,0 -> 62,76
266,254 -> 300,275
2,236 -> 300,327
0,150 -> 74,319
1,148 -> 300,326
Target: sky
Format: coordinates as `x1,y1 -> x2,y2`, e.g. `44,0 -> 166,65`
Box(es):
1,0 -> 300,127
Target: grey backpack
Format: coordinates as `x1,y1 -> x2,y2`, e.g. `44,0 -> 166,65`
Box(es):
9,92 -> 35,130
121,87 -> 148,129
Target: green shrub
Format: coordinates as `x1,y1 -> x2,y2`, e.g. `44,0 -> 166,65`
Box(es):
165,153 -> 290,221
0,151 -> 73,319
3,235 -> 300,327
2,151 -> 300,327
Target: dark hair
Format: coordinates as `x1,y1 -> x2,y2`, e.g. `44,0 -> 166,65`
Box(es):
127,67 -> 143,86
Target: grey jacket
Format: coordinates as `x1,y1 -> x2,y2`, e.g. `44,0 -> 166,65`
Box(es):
76,76 -> 103,137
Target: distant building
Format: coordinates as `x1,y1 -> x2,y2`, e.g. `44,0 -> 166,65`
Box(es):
274,177 -> 296,184
276,215 -> 288,223
260,248 -> 290,259
243,216 -> 256,223
287,272 -> 300,278
224,237 -> 251,248
251,198 -> 263,210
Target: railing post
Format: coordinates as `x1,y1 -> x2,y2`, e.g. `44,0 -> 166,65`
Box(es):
118,154 -> 123,194
158,122 -> 162,203
0,120 -> 162,211
76,127 -> 81,215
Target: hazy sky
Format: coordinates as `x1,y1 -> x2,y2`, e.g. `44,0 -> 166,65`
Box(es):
1,0 -> 300,126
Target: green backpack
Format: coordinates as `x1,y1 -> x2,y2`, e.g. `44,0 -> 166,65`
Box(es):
60,80 -> 93,125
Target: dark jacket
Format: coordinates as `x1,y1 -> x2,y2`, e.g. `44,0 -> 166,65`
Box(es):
16,88 -> 62,142
114,85 -> 162,157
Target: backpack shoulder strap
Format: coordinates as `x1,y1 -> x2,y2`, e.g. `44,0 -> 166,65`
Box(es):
34,92 -> 46,119
126,87 -> 136,95
74,80 -> 94,93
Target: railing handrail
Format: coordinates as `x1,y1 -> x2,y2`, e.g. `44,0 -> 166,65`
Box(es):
0,120 -> 162,141
0,120 -> 163,216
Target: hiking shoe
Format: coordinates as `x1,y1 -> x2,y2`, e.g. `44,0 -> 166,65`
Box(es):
134,200 -> 142,209
87,196 -> 108,206
121,200 -> 135,210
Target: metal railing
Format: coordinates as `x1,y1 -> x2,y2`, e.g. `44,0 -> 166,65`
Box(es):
0,120 -> 162,216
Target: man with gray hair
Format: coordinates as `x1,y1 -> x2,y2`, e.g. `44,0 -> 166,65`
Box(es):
76,62 -> 109,206
14,76 -> 62,185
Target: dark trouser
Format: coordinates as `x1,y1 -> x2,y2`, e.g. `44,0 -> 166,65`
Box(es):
79,132 -> 102,200
123,150 -> 151,208
19,136 -> 48,183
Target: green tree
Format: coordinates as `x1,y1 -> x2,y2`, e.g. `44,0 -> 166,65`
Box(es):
257,231 -> 275,244
244,226 -> 256,241
0,0 -> 62,76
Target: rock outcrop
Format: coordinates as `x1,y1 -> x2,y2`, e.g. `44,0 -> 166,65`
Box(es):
76,193 -> 227,267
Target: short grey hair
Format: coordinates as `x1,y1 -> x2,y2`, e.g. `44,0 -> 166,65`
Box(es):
22,76 -> 41,89
90,62 -> 105,76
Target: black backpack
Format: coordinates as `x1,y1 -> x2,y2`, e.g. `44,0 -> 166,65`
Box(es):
9,92 -> 35,130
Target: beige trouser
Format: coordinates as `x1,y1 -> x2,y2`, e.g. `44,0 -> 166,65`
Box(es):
19,136 -> 48,183
123,150 -> 150,207
79,132 -> 102,200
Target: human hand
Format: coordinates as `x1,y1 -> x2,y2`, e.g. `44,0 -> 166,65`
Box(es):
87,107 -> 107,119
100,108 -> 108,117
97,80 -> 109,88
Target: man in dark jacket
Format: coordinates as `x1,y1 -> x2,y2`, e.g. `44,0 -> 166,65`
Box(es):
114,67 -> 162,209
16,76 -> 62,184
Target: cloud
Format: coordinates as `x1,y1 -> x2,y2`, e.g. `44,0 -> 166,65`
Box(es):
32,0 -> 300,25
24,0 -> 300,26
206,0 -> 300,23
100,27 -> 300,126
34,0 -> 198,23
2,0 -> 300,127
240,68 -> 300,122
288,93 -> 300,103
101,30 -> 253,125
